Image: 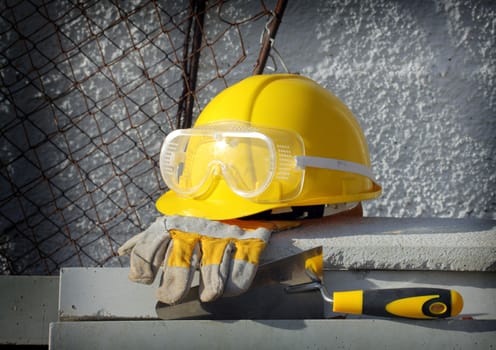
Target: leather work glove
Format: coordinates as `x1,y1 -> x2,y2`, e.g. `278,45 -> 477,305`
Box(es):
118,215 -> 299,305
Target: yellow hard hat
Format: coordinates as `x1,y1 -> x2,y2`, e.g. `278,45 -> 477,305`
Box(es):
156,74 -> 381,220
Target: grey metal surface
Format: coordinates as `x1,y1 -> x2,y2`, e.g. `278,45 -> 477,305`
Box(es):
0,276 -> 58,345
49,319 -> 496,350
156,285 -> 323,320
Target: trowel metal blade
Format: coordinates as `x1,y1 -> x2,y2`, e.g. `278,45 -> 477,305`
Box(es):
155,246 -> 324,320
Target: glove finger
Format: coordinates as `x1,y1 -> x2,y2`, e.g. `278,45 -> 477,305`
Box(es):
223,238 -> 266,297
129,236 -> 169,284
127,217 -> 169,284
157,230 -> 201,305
118,231 -> 145,256
198,236 -> 234,302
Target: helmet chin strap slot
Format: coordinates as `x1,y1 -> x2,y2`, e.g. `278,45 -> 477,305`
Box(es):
240,202 -> 361,220
241,205 -> 326,220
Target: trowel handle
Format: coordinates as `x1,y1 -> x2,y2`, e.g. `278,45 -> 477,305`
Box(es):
332,288 -> 464,319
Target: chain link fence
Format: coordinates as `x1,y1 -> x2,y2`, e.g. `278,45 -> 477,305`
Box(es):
0,0 -> 287,275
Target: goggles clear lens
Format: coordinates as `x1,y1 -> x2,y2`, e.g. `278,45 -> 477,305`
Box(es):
160,121 -> 305,202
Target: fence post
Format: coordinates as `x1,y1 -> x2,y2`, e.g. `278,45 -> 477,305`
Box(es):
252,0 -> 288,75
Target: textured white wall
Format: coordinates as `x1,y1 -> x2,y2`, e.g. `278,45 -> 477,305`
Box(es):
224,0 -> 495,219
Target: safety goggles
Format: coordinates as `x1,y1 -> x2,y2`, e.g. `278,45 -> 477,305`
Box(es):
160,121 -> 376,203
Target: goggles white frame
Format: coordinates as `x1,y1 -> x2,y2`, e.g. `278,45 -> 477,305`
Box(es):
296,156 -> 377,184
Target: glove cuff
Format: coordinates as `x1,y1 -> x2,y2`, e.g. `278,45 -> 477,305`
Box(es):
166,215 -> 271,242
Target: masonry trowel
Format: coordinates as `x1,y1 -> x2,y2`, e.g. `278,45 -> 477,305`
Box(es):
285,256 -> 464,320
155,246 -> 324,319
156,245 -> 464,320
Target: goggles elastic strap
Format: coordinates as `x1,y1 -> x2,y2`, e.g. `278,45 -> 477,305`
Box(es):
295,156 -> 378,184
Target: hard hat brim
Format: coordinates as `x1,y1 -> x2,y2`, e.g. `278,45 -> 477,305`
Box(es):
156,181 -> 381,221
155,189 -> 285,220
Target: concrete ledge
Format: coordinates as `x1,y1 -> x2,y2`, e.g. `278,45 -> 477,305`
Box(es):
59,268 -> 159,321
0,276 -> 59,345
263,216 -> 496,271
3,217 -> 495,346
49,319 -> 496,350
56,217 -> 494,321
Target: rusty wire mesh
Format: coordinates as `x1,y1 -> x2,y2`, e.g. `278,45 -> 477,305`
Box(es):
0,0 -> 286,275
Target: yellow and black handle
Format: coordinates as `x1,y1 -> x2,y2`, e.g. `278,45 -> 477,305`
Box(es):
332,288 -> 464,319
